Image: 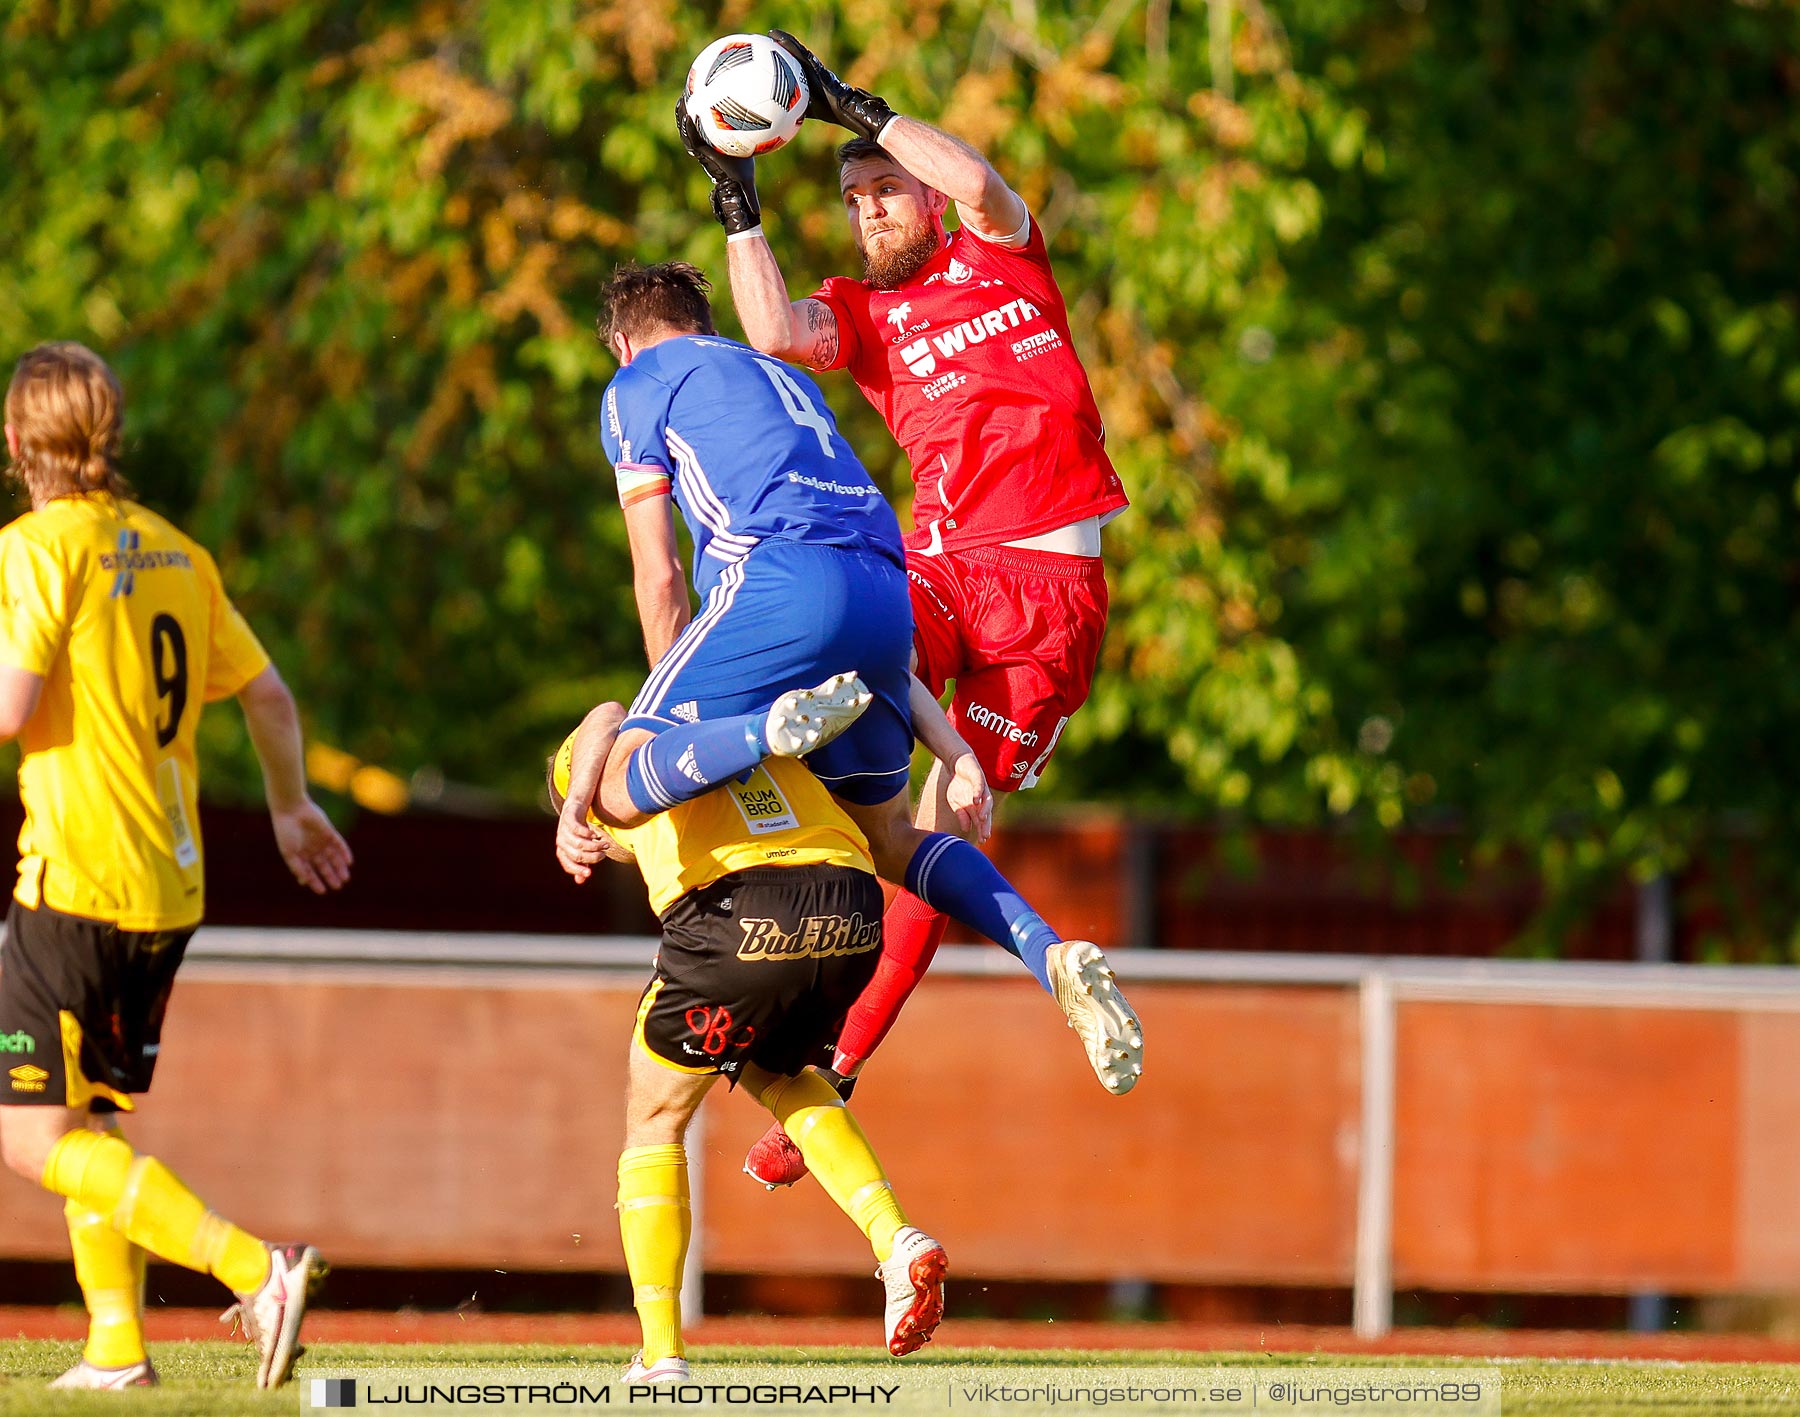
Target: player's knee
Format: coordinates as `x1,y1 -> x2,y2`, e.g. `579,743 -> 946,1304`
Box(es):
867,835 -> 918,884
865,815 -> 929,881
0,1115 -> 61,1183
624,1096 -> 691,1148
625,1082 -> 703,1145
624,1115 -> 687,1149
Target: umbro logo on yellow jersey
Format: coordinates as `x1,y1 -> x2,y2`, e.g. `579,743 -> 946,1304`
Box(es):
9,1063 -> 49,1092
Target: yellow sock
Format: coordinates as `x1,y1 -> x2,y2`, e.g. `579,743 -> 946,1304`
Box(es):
65,1197 -> 146,1368
762,1071 -> 909,1262
617,1145 -> 688,1363
42,1130 -> 271,1296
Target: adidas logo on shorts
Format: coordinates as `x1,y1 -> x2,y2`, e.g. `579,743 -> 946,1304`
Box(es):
671,701 -> 700,723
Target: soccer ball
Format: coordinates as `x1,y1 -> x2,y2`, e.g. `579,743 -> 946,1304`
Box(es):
684,34 -> 809,159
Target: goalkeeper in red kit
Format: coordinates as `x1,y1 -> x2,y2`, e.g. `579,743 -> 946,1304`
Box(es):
676,30 -> 1141,1187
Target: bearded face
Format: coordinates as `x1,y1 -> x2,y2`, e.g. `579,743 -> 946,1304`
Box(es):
841,160 -> 946,292
860,221 -> 943,290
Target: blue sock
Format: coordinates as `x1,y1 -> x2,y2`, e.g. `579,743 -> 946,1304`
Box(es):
625,713 -> 769,815
904,833 -> 1060,993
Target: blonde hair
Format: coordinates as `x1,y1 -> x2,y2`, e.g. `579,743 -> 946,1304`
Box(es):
4,342 -> 133,504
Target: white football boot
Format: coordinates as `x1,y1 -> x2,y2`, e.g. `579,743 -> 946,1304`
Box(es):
623,1352 -> 691,1384
49,1358 -> 158,1389
222,1241 -> 324,1388
877,1226 -> 947,1356
1047,940 -> 1144,1095
763,673 -> 872,758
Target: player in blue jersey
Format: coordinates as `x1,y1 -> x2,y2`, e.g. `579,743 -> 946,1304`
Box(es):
572,262 -> 1143,1106
599,262 -> 915,815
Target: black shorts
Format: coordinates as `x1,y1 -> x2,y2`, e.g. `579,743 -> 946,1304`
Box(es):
0,900 -> 192,1110
635,864 -> 883,1081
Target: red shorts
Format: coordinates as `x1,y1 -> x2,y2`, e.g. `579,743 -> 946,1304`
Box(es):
907,544 -> 1109,793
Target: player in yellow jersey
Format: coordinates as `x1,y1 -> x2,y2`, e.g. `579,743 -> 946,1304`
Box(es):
0,343 -> 353,1392
549,685 -> 987,1382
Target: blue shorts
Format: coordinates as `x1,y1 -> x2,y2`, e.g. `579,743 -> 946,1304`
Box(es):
624,541 -> 915,806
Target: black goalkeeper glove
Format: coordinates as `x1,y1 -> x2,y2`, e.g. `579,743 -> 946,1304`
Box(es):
675,93 -> 762,237
768,29 -> 897,143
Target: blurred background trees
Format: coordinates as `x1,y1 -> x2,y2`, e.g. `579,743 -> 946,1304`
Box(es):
2,0 -> 1796,951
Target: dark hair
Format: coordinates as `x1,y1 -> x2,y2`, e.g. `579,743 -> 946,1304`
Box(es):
837,138 -> 900,170
598,261 -> 716,346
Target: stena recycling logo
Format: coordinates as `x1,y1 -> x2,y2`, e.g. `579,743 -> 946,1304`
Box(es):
900,339 -> 937,377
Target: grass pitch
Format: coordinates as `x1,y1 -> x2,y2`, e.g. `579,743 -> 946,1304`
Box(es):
1,1341 -> 1798,1415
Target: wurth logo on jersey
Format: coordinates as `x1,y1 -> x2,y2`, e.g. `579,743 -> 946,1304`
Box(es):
929,300 -> 1042,359
898,300 -> 1044,381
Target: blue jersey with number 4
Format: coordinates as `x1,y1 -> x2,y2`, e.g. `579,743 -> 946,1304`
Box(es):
600,335 -> 904,593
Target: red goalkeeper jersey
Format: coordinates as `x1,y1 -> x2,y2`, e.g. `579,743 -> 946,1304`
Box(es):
811,219 -> 1128,554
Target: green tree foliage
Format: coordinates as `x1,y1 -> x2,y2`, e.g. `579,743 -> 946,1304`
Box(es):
2,1 -> 1796,949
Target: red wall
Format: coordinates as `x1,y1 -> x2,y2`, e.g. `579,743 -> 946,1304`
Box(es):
4,968 -> 1791,1295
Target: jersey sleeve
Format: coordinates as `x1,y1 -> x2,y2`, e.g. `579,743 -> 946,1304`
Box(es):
808,277 -> 868,376
0,526 -> 71,676
953,215 -> 1059,307
959,201 -> 1033,250
191,542 -> 271,702
601,370 -> 673,509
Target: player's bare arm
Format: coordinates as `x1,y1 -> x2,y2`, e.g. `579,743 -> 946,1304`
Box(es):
877,118 -> 1026,244
238,665 -> 352,894
907,673 -> 992,844
0,665 -> 44,739
593,724 -> 659,833
771,30 -> 1028,243
553,700 -> 632,883
623,491 -> 690,666
726,235 -> 842,369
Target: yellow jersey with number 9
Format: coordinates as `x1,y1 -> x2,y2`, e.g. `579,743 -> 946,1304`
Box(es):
0,496 -> 270,930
